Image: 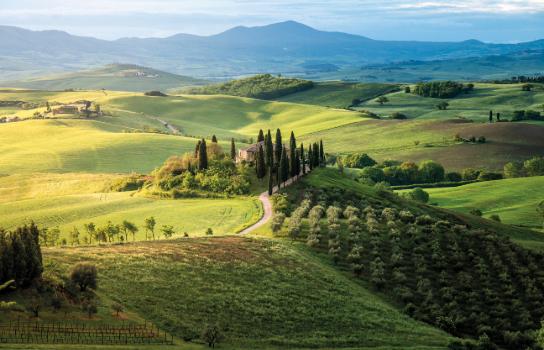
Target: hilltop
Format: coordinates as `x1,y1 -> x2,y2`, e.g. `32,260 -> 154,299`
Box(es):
4,64 -> 207,92
2,22 -> 544,81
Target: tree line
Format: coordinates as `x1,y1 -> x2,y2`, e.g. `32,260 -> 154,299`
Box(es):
412,81 -> 474,98
252,128 -> 325,195
0,223 -> 43,287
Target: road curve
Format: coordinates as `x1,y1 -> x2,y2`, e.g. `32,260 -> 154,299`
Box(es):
239,167 -> 309,235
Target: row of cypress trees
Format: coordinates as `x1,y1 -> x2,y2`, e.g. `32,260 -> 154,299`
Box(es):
0,223 -> 43,287
254,128 -> 325,194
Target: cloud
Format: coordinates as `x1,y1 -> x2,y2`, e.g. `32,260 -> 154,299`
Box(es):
389,0 -> 544,14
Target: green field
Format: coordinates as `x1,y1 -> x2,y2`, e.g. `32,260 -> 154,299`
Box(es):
276,81 -> 398,108
419,176 -> 544,229
358,83 -> 544,122
0,173 -> 261,239
38,237 -> 452,349
4,64 -> 207,92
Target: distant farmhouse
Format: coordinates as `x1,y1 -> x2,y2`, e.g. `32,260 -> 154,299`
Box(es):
238,141 -> 288,162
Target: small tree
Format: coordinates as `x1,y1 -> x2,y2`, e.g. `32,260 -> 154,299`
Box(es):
211,135 -> 218,143
376,96 -> 389,105
230,138 -> 236,160
122,220 -> 138,242
82,299 -> 98,319
489,214 -> 501,222
70,263 -> 97,292
271,213 -> 286,234
145,217 -> 156,240
202,324 -> 223,348
206,228 -> 213,236
27,297 -> 41,318
405,188 -> 429,203
161,225 -> 175,239
436,101 -> 449,110
112,302 -> 123,317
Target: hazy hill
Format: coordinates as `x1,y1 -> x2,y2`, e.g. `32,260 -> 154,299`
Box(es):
2,21 -> 544,81
4,64 -> 207,92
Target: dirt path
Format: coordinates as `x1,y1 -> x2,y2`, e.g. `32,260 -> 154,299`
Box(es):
239,168 -> 309,235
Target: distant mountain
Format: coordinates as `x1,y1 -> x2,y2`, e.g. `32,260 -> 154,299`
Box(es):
3,64 -> 207,92
1,21 -> 544,81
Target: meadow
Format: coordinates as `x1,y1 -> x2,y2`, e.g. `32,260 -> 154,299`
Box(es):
38,236 -> 452,349
420,176 -> 544,229
0,173 -> 261,239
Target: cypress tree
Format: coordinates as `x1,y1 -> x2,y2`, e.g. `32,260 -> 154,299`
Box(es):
198,139 -> 208,170
308,144 -> 313,170
230,138 -> 236,160
256,144 -> 266,179
280,147 -> 289,184
274,129 -> 282,166
265,130 -> 273,168
289,131 -> 297,177
268,166 -> 273,195
489,110 -> 493,123
319,140 -> 325,166
257,129 -> 265,142
295,150 -> 301,177
276,164 -> 281,189
313,142 -> 320,168
300,143 -> 306,174
194,140 -> 201,157
211,135 -> 218,143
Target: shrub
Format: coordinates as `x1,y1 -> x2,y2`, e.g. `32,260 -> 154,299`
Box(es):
462,168 -> 481,181
391,112 -> 408,119
271,194 -> 289,214
524,156 -> 544,176
82,299 -> 98,319
206,228 -> 213,236
343,153 -> 377,168
418,160 -> 445,183
399,210 -> 415,223
270,213 -> 286,234
477,172 -> 503,181
201,324 -> 223,348
470,209 -> 483,217
405,188 -> 429,203
416,215 -> 434,225
503,162 -> 525,178
144,91 -> 167,97
70,263 -> 97,292
359,166 -> 385,183
112,302 -> 123,317
489,214 -> 501,223
445,172 -> 462,182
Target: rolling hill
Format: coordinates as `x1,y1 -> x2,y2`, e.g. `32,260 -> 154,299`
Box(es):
5,64 -> 207,92
2,21 -> 544,81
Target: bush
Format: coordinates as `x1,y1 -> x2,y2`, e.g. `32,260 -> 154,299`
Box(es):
343,153 -> 377,168
477,172 -> 503,181
470,209 -> 483,217
462,168 -> 481,181
489,214 -> 501,222
503,162 -> 525,178
524,156 -> 544,176
405,188 -> 430,203
359,166 -> 385,183
391,112 -> 408,119
445,172 -> 462,182
70,263 -> 97,292
144,91 -> 167,97
418,160 -> 445,183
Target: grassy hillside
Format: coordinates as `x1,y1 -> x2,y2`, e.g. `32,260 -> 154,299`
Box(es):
304,118 -> 544,171
105,94 -> 365,139
39,237 -> 452,349
276,81 -> 398,108
5,64 -> 206,92
0,119 -> 202,174
0,173 -> 261,239
357,83 -> 544,122
420,176 -> 544,229
184,74 -> 313,99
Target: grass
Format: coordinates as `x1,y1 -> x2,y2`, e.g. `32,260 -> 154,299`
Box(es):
5,64 -> 207,92
276,82 -> 398,109
0,173 -> 261,240
104,94 -> 366,139
358,83 -> 544,122
417,176 -> 544,229
40,236 -> 452,349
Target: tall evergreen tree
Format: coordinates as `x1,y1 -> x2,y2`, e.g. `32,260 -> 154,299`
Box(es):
295,150 -> 301,177
313,142 -> 320,168
319,140 -> 325,166
230,138 -> 236,160
211,135 -> 218,143
308,144 -> 313,170
268,166 -> 273,195
289,131 -> 297,177
256,145 -> 266,179
276,164 -> 281,189
198,139 -> 208,170
257,129 -> 265,142
300,143 -> 306,174
274,129 -> 283,166
280,147 -> 289,184
194,140 -> 201,157
265,130 -> 273,169
489,110 -> 493,123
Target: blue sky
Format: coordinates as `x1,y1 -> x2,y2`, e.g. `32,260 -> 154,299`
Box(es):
1,0 -> 544,42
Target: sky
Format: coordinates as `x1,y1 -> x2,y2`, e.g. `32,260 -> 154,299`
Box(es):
1,0 -> 544,42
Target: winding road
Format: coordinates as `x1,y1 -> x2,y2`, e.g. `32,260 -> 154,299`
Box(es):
239,168 -> 309,235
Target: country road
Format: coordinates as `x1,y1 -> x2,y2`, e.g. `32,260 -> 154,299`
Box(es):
239,168 -> 309,235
